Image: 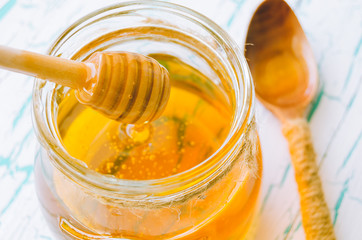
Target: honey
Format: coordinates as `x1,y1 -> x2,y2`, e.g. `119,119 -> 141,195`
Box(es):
46,54 -> 262,239
58,54 -> 231,180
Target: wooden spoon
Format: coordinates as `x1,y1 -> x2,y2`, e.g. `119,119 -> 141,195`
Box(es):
0,45 -> 170,124
245,0 -> 336,239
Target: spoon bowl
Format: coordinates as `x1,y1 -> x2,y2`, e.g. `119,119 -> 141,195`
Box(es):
245,0 -> 318,120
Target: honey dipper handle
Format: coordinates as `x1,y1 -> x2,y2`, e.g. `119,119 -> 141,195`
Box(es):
0,45 -> 89,89
282,118 -> 336,240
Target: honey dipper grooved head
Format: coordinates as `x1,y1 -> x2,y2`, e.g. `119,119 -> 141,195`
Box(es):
75,52 -> 171,124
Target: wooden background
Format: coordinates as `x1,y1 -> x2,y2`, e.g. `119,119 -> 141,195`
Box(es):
0,0 -> 361,239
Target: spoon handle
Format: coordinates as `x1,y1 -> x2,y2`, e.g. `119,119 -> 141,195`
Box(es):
0,45 -> 88,89
282,118 -> 336,240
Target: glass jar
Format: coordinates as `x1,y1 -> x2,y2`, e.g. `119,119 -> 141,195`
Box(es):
32,1 -> 262,239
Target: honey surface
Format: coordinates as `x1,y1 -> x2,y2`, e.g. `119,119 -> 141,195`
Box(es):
58,54 -> 232,180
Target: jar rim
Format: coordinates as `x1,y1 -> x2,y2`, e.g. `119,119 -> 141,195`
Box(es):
32,0 -> 255,196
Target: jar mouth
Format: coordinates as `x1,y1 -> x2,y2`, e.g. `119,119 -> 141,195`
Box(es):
32,0 -> 254,196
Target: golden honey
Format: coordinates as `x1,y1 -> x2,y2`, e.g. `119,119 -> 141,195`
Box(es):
58,54 -> 230,180
47,54 -> 262,239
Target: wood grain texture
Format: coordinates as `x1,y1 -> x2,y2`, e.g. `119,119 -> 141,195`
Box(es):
77,52 -> 170,124
0,0 -> 361,239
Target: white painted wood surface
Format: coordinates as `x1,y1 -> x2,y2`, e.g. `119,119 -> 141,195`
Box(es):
0,0 -> 361,239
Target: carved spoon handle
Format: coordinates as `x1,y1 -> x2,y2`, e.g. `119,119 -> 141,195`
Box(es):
282,118 -> 336,240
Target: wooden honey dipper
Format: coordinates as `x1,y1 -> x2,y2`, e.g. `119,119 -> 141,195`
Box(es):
0,45 -> 170,124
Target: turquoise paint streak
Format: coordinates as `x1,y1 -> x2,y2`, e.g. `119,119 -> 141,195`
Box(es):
349,196 -> 362,205
338,130 -> 362,171
333,179 -> 350,225
0,130 -> 32,178
335,79 -> 362,172
39,236 -> 52,240
0,165 -> 33,216
0,154 -> 12,175
342,36 -> 362,91
346,79 -> 362,109
307,84 -> 324,122
0,0 -> 17,21
260,164 -> 291,213
286,220 -> 302,240
0,130 -> 33,215
12,95 -> 32,129
295,0 -> 312,9
319,79 -> 361,167
295,221 -> 302,232
284,223 -> 292,235
226,0 -> 246,28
